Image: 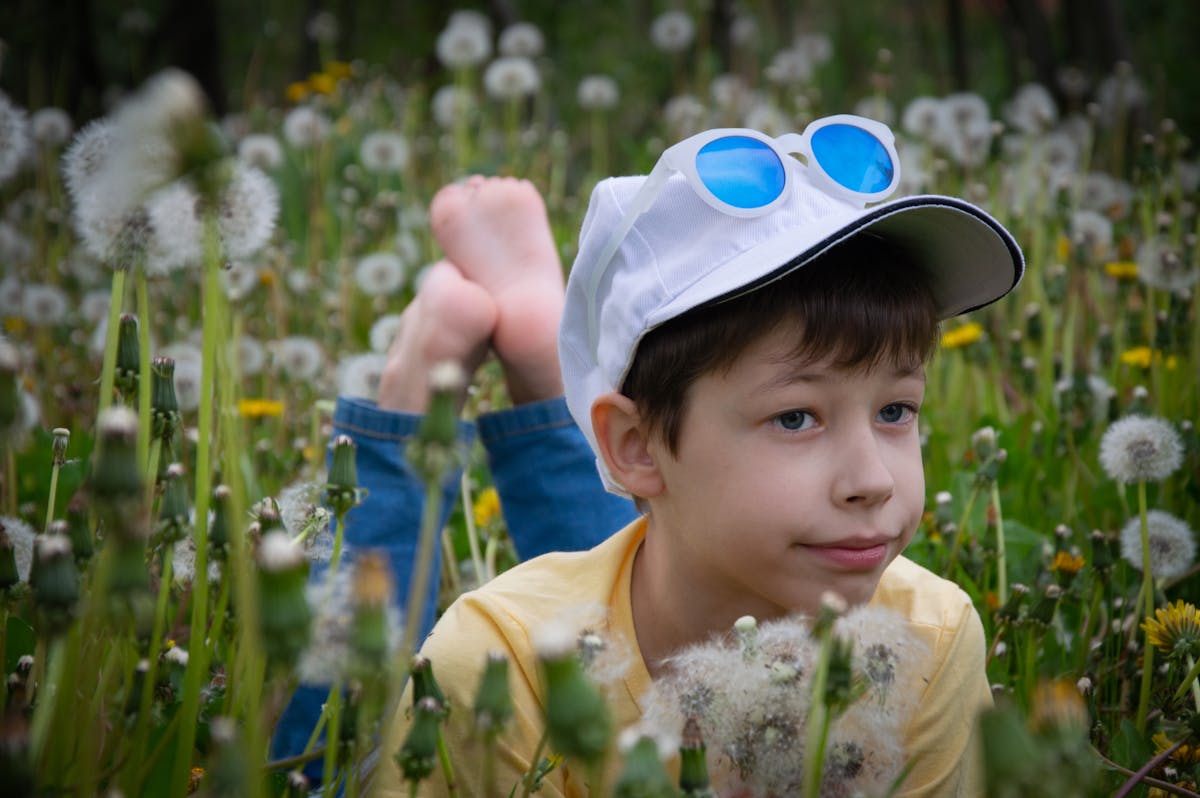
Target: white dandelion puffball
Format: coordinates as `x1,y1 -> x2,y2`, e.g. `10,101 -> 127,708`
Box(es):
358,131 -> 409,174
0,222 -> 32,267
431,85 -> 475,129
217,162 -> 279,258
743,103 -> 789,138
1,516 -> 36,582
0,276 -> 24,317
853,95 -> 896,126
273,336 -> 325,381
765,46 -> 814,85
650,10 -> 695,53
0,92 -> 32,185
298,561 -> 402,685
663,94 -> 708,137
80,289 -> 112,324
436,20 -> 492,69
354,252 -> 407,296
306,10 -> 339,43
577,75 -> 619,111
336,352 -> 388,399
1136,237 -> 1199,294
172,356 -> 205,413
62,117 -> 117,206
238,134 -> 284,170
1004,83 -> 1058,135
369,313 -> 404,353
1069,209 -> 1113,258
220,260 -> 261,302
31,107 -> 73,147
283,106 -> 331,148
236,334 -> 266,377
144,179 -> 204,275
1120,511 -> 1196,580
483,56 -> 540,100
1099,415 -> 1184,483
901,96 -> 947,144
21,284 -> 69,326
731,15 -> 759,47
796,32 -> 834,65
499,22 -> 544,57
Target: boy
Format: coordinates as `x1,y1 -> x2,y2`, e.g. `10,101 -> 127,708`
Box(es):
379,120 -> 1023,796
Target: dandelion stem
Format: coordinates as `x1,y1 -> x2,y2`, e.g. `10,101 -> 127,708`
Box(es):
320,682 -> 343,796
1135,478 -> 1155,733
98,269 -> 128,416
518,728 -> 550,798
804,631 -> 835,798
944,483 -> 981,578
144,437 -> 162,509
437,730 -> 459,797
1172,654 -> 1200,709
990,484 -> 1008,605
44,456 -> 61,533
398,479 -> 446,667
460,473 -> 485,585
1112,739 -> 1186,798
329,512 -> 347,576
123,543 -> 174,795
136,270 -> 152,472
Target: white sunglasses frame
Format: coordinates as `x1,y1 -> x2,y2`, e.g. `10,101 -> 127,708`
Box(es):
583,114 -> 902,349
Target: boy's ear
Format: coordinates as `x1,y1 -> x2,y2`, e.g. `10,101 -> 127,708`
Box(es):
591,392 -> 665,499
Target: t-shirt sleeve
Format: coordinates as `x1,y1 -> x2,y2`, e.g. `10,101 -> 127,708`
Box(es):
373,594 -> 567,798
896,598 -> 992,797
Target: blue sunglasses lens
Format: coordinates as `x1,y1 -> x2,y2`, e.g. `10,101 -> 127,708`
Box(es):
810,124 -> 894,194
695,136 -> 786,209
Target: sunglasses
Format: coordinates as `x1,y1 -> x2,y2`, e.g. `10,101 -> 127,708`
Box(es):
583,115 -> 901,346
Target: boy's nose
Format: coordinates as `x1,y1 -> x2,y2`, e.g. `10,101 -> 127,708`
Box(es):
831,430 -> 895,507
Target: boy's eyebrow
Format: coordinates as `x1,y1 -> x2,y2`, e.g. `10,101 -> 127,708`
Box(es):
760,361 -> 927,391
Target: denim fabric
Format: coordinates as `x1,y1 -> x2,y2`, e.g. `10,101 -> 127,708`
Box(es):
271,395 -> 637,778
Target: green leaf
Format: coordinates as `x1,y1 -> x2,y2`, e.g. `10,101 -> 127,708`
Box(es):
4,615 -> 35,672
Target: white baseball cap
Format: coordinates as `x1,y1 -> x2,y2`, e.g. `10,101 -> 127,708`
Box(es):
559,169 -> 1024,496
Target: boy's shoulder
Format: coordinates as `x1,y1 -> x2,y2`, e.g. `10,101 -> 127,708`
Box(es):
873,554 -> 979,633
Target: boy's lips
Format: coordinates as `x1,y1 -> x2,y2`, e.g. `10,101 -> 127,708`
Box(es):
800,536 -> 896,570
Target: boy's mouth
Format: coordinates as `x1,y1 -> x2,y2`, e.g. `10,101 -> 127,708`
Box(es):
801,536 -> 895,570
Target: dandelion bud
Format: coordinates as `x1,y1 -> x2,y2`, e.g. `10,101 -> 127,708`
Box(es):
283,771 -> 310,798
91,406 -> 144,507
934,491 -> 955,527
1089,530 -> 1115,574
256,531 -> 312,672
31,533 -> 79,636
996,583 -> 1029,622
613,732 -> 676,798
409,656 -> 450,719
115,314 -> 140,398
154,463 -> 190,545
150,357 -> 180,441
813,591 -> 847,636
971,426 -> 998,461
51,427 -> 70,468
679,718 -> 714,797
472,652 -> 513,737
324,435 -> 359,517
396,696 -> 443,785
1128,385 -> 1151,416
539,639 -> 611,766
734,615 -> 757,661
1076,676 -> 1093,696
350,552 -> 393,677
1027,584 -> 1063,627
209,484 -> 231,562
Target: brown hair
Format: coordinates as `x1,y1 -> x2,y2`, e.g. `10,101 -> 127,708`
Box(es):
621,233 -> 941,455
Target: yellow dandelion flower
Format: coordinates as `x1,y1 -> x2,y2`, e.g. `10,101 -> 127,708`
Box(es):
1141,600 -> 1200,659
238,398 -> 285,418
1104,260 -> 1138,280
1153,732 -> 1200,766
1050,551 -> 1085,574
1029,679 -> 1088,734
259,268 -> 276,287
285,81 -> 310,103
1121,346 -> 1153,368
308,72 -> 337,96
941,322 -> 984,349
3,316 -> 26,334
326,60 -> 353,80
473,486 -> 502,528
1056,235 -> 1071,261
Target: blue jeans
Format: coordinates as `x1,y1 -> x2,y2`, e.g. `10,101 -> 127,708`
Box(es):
271,396 -> 638,775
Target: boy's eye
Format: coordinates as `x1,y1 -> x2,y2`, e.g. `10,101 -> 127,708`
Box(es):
878,403 -> 915,423
775,410 -> 814,431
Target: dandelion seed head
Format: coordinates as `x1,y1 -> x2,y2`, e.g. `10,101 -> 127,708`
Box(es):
282,106 -> 331,148
0,221 -> 32,267
0,92 -> 31,185
483,56 -> 540,100
902,97 -> 946,143
62,117 -> 117,203
144,179 -> 203,275
1136,237 -> 1198,293
498,22 -> 544,58
258,529 -> 305,572
30,107 -> 73,147
764,46 -> 814,85
436,20 -> 492,69
276,481 -> 328,539
171,356 -> 204,413
336,352 -> 387,400
98,404 -> 139,437
234,334 -> 266,377
1099,415 -> 1184,483
81,289 -> 112,324
20,283 -> 69,326
217,162 -> 278,258
431,85 -> 474,129
220,260 -> 260,301
237,133 -> 283,170
354,252 -> 407,296
305,11 -> 339,43
1004,83 -> 1058,134
663,94 -> 708,138
1,516 -> 35,582
164,645 -> 189,667
358,131 -> 409,174
1096,70 -> 1146,124
730,15 -> 759,47
369,313 -> 404,353
1070,209 -> 1114,258
853,95 -> 895,126
1120,510 -> 1196,580
576,75 -> 619,111
272,336 -> 325,381
650,11 -> 695,53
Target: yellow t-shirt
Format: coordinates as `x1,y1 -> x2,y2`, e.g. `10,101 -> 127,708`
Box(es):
375,517 -> 991,797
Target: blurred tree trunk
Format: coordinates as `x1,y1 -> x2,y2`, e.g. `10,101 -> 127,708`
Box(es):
945,0 -> 969,90
151,0 -> 226,113
1001,0 -> 1058,95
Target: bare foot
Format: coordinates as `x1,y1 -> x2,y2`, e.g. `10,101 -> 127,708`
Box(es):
376,260 -> 498,413
429,176 -> 565,404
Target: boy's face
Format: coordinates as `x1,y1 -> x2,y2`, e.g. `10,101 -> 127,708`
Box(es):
644,323 -> 927,619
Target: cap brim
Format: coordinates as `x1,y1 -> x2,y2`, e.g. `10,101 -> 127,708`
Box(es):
647,194 -> 1024,330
